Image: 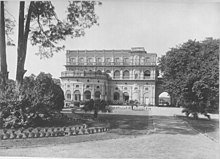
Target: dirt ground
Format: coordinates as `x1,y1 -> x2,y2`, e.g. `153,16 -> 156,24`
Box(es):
0,107 -> 219,159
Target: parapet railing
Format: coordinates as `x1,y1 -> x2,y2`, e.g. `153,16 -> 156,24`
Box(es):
66,62 -> 156,66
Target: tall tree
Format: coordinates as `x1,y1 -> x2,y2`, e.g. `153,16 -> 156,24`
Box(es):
159,38 -> 219,116
0,1 -> 8,86
9,1 -> 101,90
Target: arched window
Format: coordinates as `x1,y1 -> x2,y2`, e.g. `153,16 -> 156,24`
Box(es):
84,91 -> 91,100
96,58 -> 102,64
124,58 -> 129,65
105,58 -> 111,65
97,70 -> 102,74
105,70 -> 111,77
66,90 -> 71,100
87,58 -> 93,64
114,70 -> 120,79
144,70 -> 151,79
114,58 -> 120,65
105,70 -> 111,74
113,92 -> 120,100
123,70 -> 130,79
79,58 -> 84,64
71,58 -> 76,64
95,91 -> 101,99
74,90 -> 81,101
135,73 -> 138,79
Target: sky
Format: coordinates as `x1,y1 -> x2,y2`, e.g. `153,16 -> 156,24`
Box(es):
5,0 -> 220,80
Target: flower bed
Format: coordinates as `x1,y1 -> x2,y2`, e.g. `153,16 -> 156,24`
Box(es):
0,124 -> 109,140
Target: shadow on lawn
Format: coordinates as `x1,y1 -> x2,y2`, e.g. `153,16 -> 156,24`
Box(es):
151,115 -> 219,141
176,115 -> 219,141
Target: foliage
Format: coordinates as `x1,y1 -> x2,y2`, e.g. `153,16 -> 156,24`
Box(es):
74,101 -> 80,107
159,38 -> 219,118
0,72 -> 65,128
81,99 -> 110,118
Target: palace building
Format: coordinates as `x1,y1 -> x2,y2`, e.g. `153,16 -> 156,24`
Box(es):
60,47 -> 157,107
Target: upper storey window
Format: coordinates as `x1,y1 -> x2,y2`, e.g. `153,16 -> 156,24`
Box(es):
144,70 -> 151,79
105,58 -> 111,65
114,70 -> 120,79
96,58 -> 102,64
145,57 -> 150,63
114,58 -> 120,65
71,58 -> 76,64
79,58 -> 84,64
123,70 -> 130,79
124,58 -> 130,65
88,58 -> 93,64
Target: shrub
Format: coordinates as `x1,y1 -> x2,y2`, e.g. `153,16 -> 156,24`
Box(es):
74,101 -> 80,107
0,73 -> 65,128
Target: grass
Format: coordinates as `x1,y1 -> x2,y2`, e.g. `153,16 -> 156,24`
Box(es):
0,110 -> 151,148
176,115 -> 219,141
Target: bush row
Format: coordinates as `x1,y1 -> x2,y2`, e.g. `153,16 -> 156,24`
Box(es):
1,126 -> 109,140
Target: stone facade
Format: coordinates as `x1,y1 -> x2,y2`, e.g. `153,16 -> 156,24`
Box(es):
60,47 -> 157,107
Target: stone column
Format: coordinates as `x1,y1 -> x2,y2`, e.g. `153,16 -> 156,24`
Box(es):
120,70 -> 123,79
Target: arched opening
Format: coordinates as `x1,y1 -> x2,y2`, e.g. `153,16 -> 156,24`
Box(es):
114,57 -> 120,63
95,91 -> 101,99
123,70 -> 130,79
124,58 -> 129,65
132,92 -> 139,101
123,92 -> 129,102
105,70 -> 111,77
96,70 -> 102,74
96,58 -> 102,64
79,58 -> 84,64
66,90 -> 71,100
74,90 -> 81,101
88,58 -> 93,64
135,73 -> 138,79
84,91 -> 91,100
114,70 -> 120,79
71,58 -> 76,64
159,92 -> 171,106
144,70 -> 151,79
113,92 -> 120,100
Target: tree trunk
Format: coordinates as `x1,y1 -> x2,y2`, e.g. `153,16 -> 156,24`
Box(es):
16,1 -> 33,91
0,1 -> 8,86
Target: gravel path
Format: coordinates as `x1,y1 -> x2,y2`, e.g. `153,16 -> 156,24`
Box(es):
0,107 -> 219,158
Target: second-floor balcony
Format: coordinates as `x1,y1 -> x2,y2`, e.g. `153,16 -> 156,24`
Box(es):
61,71 -> 109,79
66,61 -> 156,66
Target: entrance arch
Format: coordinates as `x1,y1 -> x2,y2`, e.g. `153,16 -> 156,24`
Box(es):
84,91 -> 91,100
94,91 -> 101,99
123,92 -> 129,102
74,90 -> 81,101
158,92 -> 171,106
113,92 -> 120,100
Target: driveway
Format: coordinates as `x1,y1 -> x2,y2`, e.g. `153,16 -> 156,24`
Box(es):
0,107 -> 219,158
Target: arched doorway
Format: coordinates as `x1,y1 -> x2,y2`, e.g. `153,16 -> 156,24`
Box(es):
74,90 -> 81,101
158,92 -> 171,106
123,92 -> 129,102
66,90 -> 71,100
84,91 -> 91,100
113,92 -> 120,100
132,92 -> 139,101
95,91 -> 101,99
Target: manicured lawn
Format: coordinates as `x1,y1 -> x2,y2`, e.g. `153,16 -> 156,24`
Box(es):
0,109 -> 151,148
176,115 -> 219,141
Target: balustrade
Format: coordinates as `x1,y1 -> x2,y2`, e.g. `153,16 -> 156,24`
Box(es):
66,61 -> 156,66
